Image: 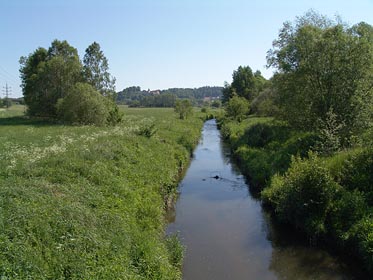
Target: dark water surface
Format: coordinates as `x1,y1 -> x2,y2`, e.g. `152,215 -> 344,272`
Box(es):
167,119 -> 358,280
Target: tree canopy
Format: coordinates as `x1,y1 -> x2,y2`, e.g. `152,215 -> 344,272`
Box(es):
20,40 -> 121,125
267,11 -> 373,143
222,66 -> 268,103
83,42 -> 116,96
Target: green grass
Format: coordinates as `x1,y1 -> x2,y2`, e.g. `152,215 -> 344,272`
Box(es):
0,106 -> 204,279
0,105 -> 26,118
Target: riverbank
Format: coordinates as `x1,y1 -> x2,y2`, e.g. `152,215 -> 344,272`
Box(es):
0,107 -> 203,279
219,116 -> 373,277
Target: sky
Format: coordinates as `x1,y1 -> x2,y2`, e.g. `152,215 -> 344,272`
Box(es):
1,0 -> 373,98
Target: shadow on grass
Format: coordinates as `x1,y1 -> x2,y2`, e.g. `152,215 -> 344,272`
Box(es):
0,116 -> 59,127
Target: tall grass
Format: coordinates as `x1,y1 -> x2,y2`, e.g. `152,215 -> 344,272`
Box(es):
0,107 -> 203,279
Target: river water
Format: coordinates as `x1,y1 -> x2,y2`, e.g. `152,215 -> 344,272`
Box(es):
167,119 -> 358,280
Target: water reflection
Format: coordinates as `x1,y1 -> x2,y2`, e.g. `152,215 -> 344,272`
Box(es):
167,119 -> 359,280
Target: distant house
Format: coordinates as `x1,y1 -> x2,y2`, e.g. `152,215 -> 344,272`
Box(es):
148,89 -> 160,95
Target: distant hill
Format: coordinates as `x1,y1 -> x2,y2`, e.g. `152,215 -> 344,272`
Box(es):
117,86 -> 222,107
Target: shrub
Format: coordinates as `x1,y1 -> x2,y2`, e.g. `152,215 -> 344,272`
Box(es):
138,121 -> 157,138
57,83 -> 114,126
174,99 -> 192,120
225,96 -> 249,122
337,148 -> 373,205
327,189 -> 368,243
349,216 -> 373,274
262,155 -> 339,237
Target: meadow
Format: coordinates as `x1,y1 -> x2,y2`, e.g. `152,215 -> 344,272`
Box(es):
0,106 -> 205,279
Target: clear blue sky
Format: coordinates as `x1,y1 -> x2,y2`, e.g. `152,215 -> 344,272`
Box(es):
1,0 -> 373,97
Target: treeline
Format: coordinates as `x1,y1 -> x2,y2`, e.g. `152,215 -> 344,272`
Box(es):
0,97 -> 24,108
117,86 -> 222,107
19,40 -> 121,125
220,11 -> 373,276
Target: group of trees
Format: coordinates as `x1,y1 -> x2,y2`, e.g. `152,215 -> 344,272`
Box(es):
128,94 -> 176,108
267,11 -> 373,146
222,66 -> 269,120
117,86 -> 222,107
19,40 -> 121,125
221,11 -> 373,275
224,11 -> 373,149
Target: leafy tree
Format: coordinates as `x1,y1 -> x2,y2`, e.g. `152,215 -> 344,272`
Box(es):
267,11 -> 373,144
250,87 -> 279,116
83,42 -> 116,96
174,99 -> 193,119
223,66 -> 268,103
20,40 -> 82,117
225,95 -> 250,122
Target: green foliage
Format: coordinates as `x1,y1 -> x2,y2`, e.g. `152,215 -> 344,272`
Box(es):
138,120 -> 157,138
0,108 -> 203,279
267,11 -> 373,144
83,42 -> 116,96
316,109 -> 345,155
219,117 -> 319,188
222,66 -> 268,103
225,96 -> 250,122
262,155 -> 339,236
57,83 -> 113,125
250,88 -> 279,116
117,86 -> 222,106
20,40 -> 82,118
165,234 -> 184,268
349,217 -> 373,273
20,40 -> 118,126
174,99 -> 193,120
334,148 -> 373,205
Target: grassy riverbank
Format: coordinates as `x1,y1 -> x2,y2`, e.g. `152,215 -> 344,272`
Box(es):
219,116 -> 373,276
0,106 -> 204,279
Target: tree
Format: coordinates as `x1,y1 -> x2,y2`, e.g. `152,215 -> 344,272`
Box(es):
20,40 -> 82,117
267,11 -> 373,143
83,42 -> 116,96
222,66 -> 267,103
225,96 -> 250,122
174,99 -> 193,119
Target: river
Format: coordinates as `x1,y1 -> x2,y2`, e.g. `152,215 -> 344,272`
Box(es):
167,119 -> 359,280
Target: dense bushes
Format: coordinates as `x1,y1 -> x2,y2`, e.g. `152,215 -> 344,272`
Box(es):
221,118 -> 319,189
220,114 -> 373,275
57,83 -> 121,126
262,148 -> 373,274
262,155 -> 340,237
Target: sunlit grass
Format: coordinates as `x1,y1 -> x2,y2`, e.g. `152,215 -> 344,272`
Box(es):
0,107 -> 204,279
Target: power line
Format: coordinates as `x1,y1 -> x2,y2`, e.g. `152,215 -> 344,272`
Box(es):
2,83 -> 12,108
0,65 -> 19,82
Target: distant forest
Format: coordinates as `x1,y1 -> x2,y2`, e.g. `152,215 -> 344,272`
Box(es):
116,86 -> 222,107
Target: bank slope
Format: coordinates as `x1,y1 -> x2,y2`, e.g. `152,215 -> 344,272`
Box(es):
0,108 -> 203,279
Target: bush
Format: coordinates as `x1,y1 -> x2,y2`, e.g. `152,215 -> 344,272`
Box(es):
349,216 -> 373,274
235,146 -> 272,189
174,99 -> 192,120
138,121 -> 157,138
57,83 -> 121,126
337,148 -> 373,205
225,96 -> 249,122
262,155 -> 339,237
327,189 -> 368,242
